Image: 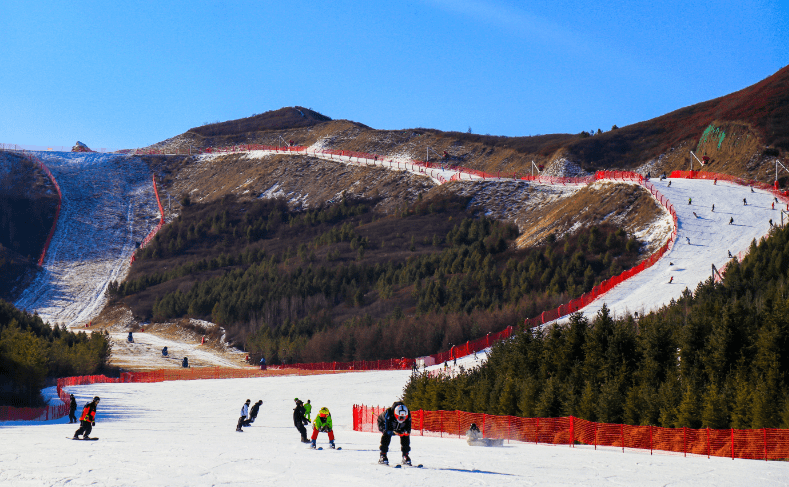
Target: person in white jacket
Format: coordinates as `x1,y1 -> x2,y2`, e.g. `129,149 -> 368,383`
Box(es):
236,399 -> 250,432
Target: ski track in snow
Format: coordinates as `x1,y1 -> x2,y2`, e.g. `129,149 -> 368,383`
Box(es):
13,152 -> 159,327
2,371 -> 788,486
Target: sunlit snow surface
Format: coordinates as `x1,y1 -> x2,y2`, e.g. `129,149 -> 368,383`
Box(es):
571,178 -> 778,321
2,371 -> 788,486
13,152 -> 159,327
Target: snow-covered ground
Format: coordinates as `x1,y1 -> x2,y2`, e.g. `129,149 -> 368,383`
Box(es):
13,152 -> 159,327
2,371 -> 788,486
573,178 -> 777,320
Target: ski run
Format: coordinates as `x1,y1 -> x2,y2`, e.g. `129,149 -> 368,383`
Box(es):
4,151 -> 788,484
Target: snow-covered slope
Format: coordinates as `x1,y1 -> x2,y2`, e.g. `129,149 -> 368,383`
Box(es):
2,371 -> 787,486
13,152 -> 159,327
573,178 -> 777,320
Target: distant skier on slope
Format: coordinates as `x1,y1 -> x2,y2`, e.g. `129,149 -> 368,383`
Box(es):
729,250 -> 733,258
668,276 -> 674,284
304,399 -> 312,421
310,407 -> 336,449
293,398 -> 310,443
377,401 -> 412,466
236,399 -> 250,432
68,394 -> 77,423
182,356 -> 189,368
127,332 -> 133,343
162,346 -> 168,357
688,197 -> 692,205
730,217 -> 734,225
73,396 -> 100,439
712,204 -> 715,212
743,198 -> 748,206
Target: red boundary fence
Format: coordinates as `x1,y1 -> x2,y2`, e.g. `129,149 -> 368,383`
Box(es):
353,405 -> 789,461
16,151 -> 63,266
130,174 -> 166,264
0,367 -> 342,422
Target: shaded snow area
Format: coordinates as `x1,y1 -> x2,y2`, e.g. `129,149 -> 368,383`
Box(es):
13,152 -> 159,327
3,371 -> 788,486
567,178 -> 778,321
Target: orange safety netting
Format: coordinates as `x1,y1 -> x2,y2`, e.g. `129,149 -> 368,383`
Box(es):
353,405 -> 789,460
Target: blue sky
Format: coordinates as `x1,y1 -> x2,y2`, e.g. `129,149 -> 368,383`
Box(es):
1,0 -> 787,149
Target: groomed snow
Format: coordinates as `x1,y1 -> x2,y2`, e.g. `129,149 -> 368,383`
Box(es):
13,152 -> 159,327
571,178 -> 778,321
2,371 -> 788,486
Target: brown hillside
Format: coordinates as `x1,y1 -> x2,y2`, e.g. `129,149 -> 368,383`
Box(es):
189,106 -> 333,137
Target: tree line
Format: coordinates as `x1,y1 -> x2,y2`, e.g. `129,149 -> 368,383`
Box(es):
404,225 -> 789,429
113,194 -> 642,365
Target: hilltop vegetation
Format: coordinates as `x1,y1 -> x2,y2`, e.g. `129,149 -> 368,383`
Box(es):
405,223 -> 789,429
111,195 -> 642,364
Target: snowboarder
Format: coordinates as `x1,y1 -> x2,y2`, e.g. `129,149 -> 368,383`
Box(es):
729,217 -> 734,225
668,276 -> 674,284
772,202 -> 775,210
236,399 -> 250,432
259,357 -> 266,371
182,356 -> 189,368
688,197 -> 692,205
714,179 -> 717,185
377,401 -> 412,466
686,237 -> 690,245
466,423 -> 504,447
310,407 -> 336,449
769,219 -> 773,227
161,347 -> 168,357
73,396 -> 100,439
743,198 -> 748,206
693,212 -> 699,218
751,186 -> 755,193
243,400 -> 262,426
68,394 -> 77,423
728,250 -> 733,258
304,399 -> 312,421
667,181 -> 671,187
293,398 -> 310,443
712,204 -> 715,212
127,332 -> 133,343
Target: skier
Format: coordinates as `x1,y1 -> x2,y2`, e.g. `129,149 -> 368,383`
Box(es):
714,179 -> 717,185
728,250 -> 733,258
73,396 -> 100,439
68,394 -> 77,423
688,197 -> 692,205
293,398 -> 310,443
770,219 -> 774,227
729,217 -> 734,225
236,399 -> 250,432
304,399 -> 312,421
773,202 -> 775,210
466,423 -> 504,447
743,198 -> 747,206
668,276 -> 674,284
182,356 -> 189,368
127,332 -> 133,343
693,212 -> 698,218
668,181 -> 671,187
243,400 -> 262,426
161,347 -> 168,357
712,204 -> 715,212
751,186 -> 755,193
310,407 -> 336,449
686,237 -> 690,245
377,401 -> 412,466
259,357 -> 266,371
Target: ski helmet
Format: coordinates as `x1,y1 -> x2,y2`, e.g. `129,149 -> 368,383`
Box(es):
395,404 -> 409,422
319,407 -> 330,418
93,396 -> 100,402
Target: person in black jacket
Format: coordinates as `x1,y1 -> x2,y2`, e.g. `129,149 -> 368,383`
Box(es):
293,398 -> 310,443
377,401 -> 412,465
243,400 -> 262,426
68,394 -> 77,423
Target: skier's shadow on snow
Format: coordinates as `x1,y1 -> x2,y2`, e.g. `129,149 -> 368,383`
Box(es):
435,467 -> 515,476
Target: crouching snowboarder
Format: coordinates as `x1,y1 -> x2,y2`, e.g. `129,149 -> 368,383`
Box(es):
243,400 -> 262,426
377,401 -> 412,465
466,423 -> 504,447
293,398 -> 310,443
73,396 -> 100,439
310,407 -> 336,449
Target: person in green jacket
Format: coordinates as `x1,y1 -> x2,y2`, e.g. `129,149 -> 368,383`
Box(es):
304,399 -> 312,421
310,407 -> 336,449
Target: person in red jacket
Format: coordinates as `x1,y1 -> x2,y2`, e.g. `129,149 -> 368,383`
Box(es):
73,396 -> 100,439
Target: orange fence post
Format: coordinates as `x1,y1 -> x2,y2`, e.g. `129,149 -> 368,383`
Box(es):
649,425 -> 652,455
731,428 -> 735,460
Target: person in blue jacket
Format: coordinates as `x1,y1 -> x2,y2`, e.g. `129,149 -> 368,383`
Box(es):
377,401 -> 412,465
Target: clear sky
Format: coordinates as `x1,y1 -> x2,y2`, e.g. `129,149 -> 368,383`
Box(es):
1,0 -> 787,150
